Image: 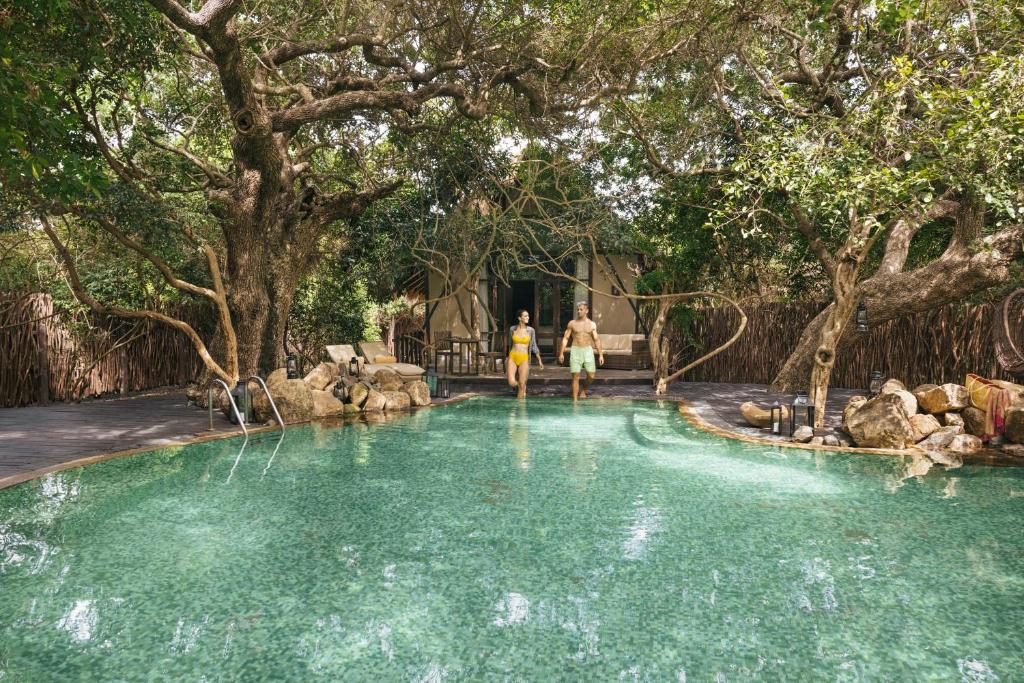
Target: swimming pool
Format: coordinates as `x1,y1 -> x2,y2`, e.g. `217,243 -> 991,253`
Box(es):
1,397 -> 1022,680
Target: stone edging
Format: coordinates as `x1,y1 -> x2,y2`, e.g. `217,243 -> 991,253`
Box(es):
676,399 -> 916,458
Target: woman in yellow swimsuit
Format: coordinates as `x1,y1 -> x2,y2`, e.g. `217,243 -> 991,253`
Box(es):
507,309 -> 544,398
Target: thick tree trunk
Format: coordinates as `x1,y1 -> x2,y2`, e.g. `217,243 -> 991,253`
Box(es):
772,223 -> 1023,392
808,260 -> 859,429
648,289 -> 672,394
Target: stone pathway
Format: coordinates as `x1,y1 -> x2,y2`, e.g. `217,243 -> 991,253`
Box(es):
0,381 -> 857,488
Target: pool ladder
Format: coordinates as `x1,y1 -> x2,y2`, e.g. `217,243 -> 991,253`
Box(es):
208,376 -> 286,435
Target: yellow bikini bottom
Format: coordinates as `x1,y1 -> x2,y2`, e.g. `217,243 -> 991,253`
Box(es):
508,350 -> 529,366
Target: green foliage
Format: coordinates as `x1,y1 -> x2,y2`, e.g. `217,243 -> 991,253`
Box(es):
289,256 -> 378,353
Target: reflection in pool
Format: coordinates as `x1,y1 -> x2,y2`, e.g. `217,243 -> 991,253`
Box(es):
1,397 -> 1023,680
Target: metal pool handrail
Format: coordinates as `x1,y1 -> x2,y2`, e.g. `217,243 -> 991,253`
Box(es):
208,379 -> 248,436
247,375 -> 285,430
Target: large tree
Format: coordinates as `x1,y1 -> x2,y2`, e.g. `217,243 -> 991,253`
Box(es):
609,0 -> 1024,421
7,0 -> 697,380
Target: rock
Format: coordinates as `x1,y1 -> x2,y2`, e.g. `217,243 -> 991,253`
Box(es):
342,403 -> 361,415
842,396 -> 869,431
1002,443 -> 1024,458
184,383 -> 204,406
947,434 -> 983,454
845,393 -> 914,449
349,382 -> 370,408
304,362 -> 339,391
311,389 -> 345,418
403,380 -> 431,407
792,425 -> 814,443
373,368 -> 401,386
943,412 -> 964,428
252,378 -> 313,423
383,390 -> 411,411
909,414 -> 941,442
823,435 -> 841,447
838,436 -> 853,447
809,436 -> 825,446
887,389 -> 918,418
911,383 -> 939,404
917,426 -> 961,451
962,406 -> 986,437
880,379 -> 907,394
917,383 -> 969,414
739,401 -> 790,429
362,389 -> 386,413
1003,406 -> 1024,444
266,368 -> 288,388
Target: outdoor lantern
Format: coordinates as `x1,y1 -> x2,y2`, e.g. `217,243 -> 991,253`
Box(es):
286,353 -> 299,379
229,380 -> 250,425
789,391 -> 815,436
426,366 -> 438,397
333,378 -> 347,401
769,401 -> 783,435
436,371 -> 450,400
869,370 -> 883,397
855,301 -> 869,333
349,356 -> 360,377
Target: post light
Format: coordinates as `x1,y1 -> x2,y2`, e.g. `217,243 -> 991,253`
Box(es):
855,301 -> 869,333
426,366 -> 438,397
349,356 -> 360,377
770,401 -> 783,435
229,380 -> 250,425
789,391 -> 815,436
286,353 -> 299,379
869,370 -> 883,398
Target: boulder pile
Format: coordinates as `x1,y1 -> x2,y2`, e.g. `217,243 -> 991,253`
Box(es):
249,363 -> 431,424
839,378 -> 1024,466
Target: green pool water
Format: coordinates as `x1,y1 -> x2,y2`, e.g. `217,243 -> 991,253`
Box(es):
2,397 -> 1023,681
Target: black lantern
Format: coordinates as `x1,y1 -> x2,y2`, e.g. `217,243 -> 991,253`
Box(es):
426,366 -> 438,397
286,353 -> 299,379
229,380 -> 251,425
349,356 -> 360,377
789,391 -> 815,436
769,401 -> 783,435
868,370 -> 883,397
436,371 -> 450,399
855,301 -> 868,333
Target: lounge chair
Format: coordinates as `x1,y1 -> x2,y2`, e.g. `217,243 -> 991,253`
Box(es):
326,343 -> 425,382
357,341 -> 426,382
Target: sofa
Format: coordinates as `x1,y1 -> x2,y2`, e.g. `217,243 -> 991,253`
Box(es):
597,334 -> 651,370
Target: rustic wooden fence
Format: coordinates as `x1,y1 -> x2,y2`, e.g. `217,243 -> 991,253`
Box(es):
1,292 -> 213,408
672,301 -> 1010,390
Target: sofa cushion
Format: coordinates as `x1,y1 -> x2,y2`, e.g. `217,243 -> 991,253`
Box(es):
599,334 -> 645,351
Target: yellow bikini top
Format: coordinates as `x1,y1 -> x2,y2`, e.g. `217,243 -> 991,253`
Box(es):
512,332 -> 531,345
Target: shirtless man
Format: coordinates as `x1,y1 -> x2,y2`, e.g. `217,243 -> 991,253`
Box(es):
558,301 -> 604,401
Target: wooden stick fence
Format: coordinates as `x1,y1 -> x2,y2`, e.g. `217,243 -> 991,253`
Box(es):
1,292 -> 213,408
671,302 -> 1011,389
